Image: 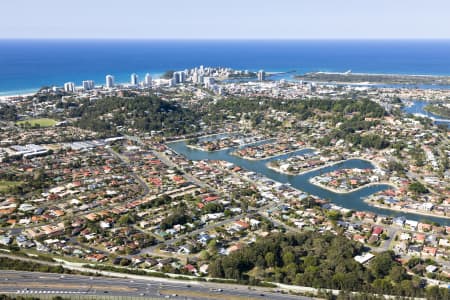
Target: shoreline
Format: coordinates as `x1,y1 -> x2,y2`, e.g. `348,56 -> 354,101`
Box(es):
0,92 -> 36,102
266,158 -> 346,176
295,71 -> 450,88
269,156 -> 380,176
308,180 -> 394,195
423,104 -> 450,119
309,71 -> 450,78
230,146 -> 313,161
412,112 -> 450,122
184,136 -> 272,153
5,67 -> 450,100
167,131 -> 236,143
364,199 -> 450,220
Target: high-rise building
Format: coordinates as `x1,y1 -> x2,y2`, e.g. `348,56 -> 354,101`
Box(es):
192,71 -> 199,84
203,77 -> 215,88
105,75 -> 114,88
257,70 -> 266,81
130,73 -> 139,86
172,71 -> 186,84
64,82 -> 75,93
82,80 -> 95,91
144,73 -> 152,87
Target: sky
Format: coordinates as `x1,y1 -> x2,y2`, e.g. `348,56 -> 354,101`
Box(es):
1,0 -> 449,39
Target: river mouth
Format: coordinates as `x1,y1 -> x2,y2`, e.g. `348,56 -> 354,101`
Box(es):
168,139 -> 450,225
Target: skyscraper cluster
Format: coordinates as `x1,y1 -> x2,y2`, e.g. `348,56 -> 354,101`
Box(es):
129,73 -> 152,87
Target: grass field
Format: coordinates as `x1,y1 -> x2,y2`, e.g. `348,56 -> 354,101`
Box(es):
0,180 -> 23,193
16,118 -> 57,127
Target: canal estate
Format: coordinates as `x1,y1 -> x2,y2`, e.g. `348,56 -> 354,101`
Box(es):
169,137 -> 450,225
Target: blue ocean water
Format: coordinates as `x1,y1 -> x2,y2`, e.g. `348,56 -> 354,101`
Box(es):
2,39 -> 450,95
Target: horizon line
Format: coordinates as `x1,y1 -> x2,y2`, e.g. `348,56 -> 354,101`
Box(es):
2,37 -> 450,41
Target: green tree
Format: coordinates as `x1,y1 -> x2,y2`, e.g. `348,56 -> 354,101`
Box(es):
265,252 -> 276,267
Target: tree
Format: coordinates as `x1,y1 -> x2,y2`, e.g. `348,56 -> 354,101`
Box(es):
370,251 -> 396,278
282,251 -> 295,265
117,213 -> 135,225
207,239 -> 217,253
265,252 -> 276,267
208,259 -> 223,277
409,181 -> 428,194
389,265 -> 407,283
199,250 -> 210,260
326,210 -> 342,221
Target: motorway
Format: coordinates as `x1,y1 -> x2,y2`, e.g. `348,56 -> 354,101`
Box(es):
0,270 -> 311,300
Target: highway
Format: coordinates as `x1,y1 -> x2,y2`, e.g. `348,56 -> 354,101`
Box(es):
0,270 -> 311,300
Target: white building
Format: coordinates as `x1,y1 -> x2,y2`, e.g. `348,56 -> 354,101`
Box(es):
192,71 -> 199,83
203,76 -> 215,88
173,71 -> 186,84
63,82 -> 75,93
257,70 -> 266,81
105,75 -> 114,88
130,73 -> 139,86
82,80 -> 95,91
144,73 -> 152,87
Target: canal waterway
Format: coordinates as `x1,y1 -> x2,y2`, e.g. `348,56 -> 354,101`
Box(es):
402,100 -> 450,128
168,139 -> 450,225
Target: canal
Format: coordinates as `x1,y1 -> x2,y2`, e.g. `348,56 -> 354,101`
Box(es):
168,140 -> 450,225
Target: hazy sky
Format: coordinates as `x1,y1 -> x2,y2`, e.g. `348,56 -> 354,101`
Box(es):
1,0 -> 449,39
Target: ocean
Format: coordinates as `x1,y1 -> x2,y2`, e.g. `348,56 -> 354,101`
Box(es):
2,39 -> 450,95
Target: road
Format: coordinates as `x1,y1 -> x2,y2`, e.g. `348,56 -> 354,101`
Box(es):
0,270 -> 311,300
5,147 -> 152,237
138,215 -> 242,256
123,135 -> 254,256
106,147 -> 151,196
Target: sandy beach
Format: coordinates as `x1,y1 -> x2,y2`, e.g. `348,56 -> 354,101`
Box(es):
0,92 -> 35,102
